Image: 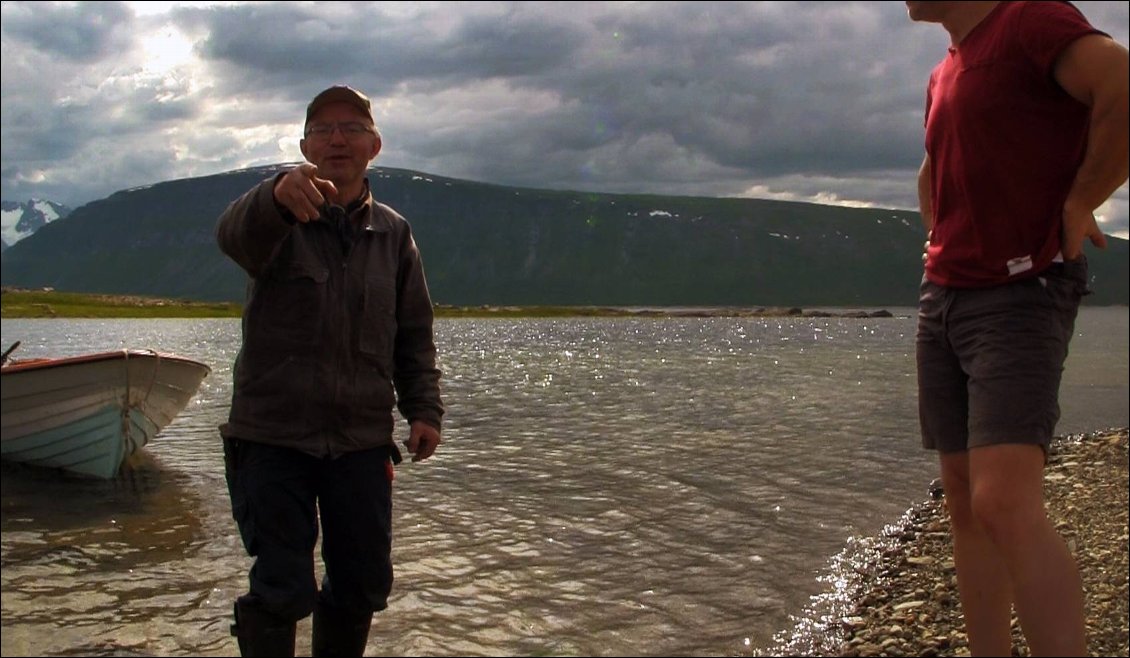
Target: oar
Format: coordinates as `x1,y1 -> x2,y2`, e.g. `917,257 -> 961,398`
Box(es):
2,341 -> 22,364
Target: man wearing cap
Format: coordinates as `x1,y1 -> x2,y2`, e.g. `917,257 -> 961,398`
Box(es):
216,85 -> 444,657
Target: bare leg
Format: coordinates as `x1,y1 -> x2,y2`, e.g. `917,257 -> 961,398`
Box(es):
967,443 -> 1086,657
939,451 -> 1014,656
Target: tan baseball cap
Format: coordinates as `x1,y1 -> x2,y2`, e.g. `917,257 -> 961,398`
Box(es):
305,85 -> 374,126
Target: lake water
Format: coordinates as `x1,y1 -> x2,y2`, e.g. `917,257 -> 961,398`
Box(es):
2,308 -> 1127,657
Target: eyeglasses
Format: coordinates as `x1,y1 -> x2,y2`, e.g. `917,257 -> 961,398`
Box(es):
304,121 -> 375,140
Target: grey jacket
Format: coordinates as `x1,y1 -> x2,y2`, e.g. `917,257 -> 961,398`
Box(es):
216,175 -> 443,458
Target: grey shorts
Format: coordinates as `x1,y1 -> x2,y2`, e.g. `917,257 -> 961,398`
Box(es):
916,257 -> 1088,453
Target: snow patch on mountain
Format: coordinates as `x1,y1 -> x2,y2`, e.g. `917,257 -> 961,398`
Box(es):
1,199 -> 71,250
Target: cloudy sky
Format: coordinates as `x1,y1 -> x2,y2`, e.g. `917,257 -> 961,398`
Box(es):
2,1 -> 1128,237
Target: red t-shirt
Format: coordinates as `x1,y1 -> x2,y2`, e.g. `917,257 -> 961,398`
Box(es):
923,1 -> 1104,287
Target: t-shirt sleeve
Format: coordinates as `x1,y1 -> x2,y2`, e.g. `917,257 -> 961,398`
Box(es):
1016,1 -> 1108,77
924,69 -> 936,128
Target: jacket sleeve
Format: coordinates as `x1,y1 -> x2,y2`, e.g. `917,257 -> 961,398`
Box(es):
216,175 -> 294,279
393,228 -> 445,431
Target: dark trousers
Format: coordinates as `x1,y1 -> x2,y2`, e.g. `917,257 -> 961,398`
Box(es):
224,438 -> 394,622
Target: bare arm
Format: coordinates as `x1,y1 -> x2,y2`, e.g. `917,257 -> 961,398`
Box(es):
1055,34 -> 1130,258
917,153 -> 934,232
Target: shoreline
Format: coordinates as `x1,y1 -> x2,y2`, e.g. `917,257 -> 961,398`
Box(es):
758,427 -> 1129,657
433,304 -> 900,319
5,288 -> 1124,320
1,288 -> 905,320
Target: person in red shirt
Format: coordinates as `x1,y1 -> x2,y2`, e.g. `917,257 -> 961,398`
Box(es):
907,1 -> 1128,655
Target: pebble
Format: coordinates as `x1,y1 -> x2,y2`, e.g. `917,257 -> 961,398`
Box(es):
756,428 -> 1129,657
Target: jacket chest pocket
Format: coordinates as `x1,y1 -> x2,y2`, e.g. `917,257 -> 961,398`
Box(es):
256,260 -> 330,345
360,275 -> 397,362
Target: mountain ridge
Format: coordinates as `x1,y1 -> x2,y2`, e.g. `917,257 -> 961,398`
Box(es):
2,165 -> 1127,306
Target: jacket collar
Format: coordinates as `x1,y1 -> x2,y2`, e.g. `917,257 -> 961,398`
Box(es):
327,178 -> 391,234
357,179 -> 392,234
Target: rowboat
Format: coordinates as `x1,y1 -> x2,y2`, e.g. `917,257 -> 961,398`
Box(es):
0,346 -> 211,479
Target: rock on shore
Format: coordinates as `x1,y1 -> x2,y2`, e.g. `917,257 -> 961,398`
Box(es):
759,428 -> 1129,657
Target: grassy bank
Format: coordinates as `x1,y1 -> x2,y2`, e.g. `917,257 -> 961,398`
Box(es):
0,290 -> 624,319
1,289 -> 243,319
0,290 -> 639,319
1,288 -> 896,319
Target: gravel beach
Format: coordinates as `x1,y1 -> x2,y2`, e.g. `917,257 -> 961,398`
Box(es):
760,427 -> 1129,657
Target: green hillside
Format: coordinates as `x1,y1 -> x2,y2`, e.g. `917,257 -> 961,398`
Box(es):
2,166 -> 1127,306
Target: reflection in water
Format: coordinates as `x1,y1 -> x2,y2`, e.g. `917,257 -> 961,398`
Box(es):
1,311 -> 1126,656
0,457 -> 236,657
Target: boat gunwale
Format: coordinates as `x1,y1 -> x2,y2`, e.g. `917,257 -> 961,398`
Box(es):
1,349 -> 211,376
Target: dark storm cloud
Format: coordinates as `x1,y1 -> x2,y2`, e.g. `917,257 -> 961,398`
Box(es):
193,1 -> 932,185
175,2 -> 587,110
1,1 -> 1127,237
1,0 -> 135,61
0,101 -> 90,162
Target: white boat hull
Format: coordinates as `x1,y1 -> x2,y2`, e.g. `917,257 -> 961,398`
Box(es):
1,350 -> 211,478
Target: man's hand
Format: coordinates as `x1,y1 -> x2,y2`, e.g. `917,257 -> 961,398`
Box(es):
273,163 -> 339,222
1061,204 -> 1108,260
405,420 -> 441,462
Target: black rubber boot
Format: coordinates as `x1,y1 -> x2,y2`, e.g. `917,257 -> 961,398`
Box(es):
230,600 -> 297,657
311,598 -> 372,657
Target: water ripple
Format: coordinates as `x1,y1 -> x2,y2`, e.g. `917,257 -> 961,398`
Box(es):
2,310 -> 1126,656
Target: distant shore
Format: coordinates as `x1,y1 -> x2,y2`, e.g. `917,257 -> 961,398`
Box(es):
760,427 -> 1129,657
0,288 -> 243,319
0,288 -> 898,320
